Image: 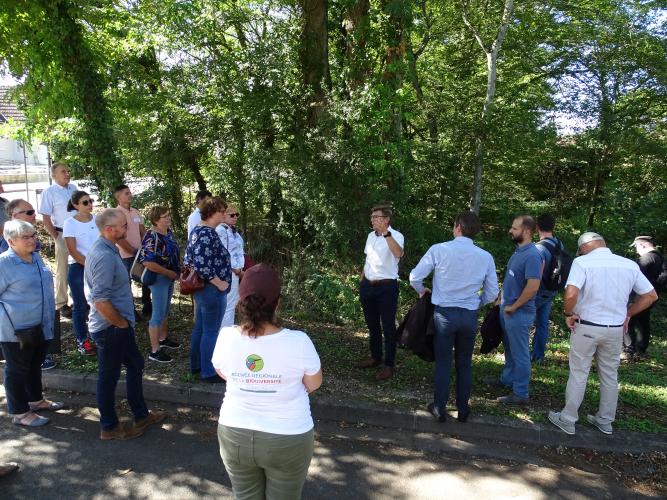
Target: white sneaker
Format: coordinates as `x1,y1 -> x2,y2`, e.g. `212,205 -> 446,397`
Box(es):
548,410 -> 575,435
586,415 -> 612,435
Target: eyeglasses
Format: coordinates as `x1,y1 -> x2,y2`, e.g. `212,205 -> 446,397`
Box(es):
370,215 -> 388,220
14,209 -> 36,216
227,213 -> 240,218
80,200 -> 93,206
20,233 -> 37,241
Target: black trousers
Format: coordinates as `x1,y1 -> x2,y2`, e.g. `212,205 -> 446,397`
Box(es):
627,306 -> 652,354
1,340 -> 49,414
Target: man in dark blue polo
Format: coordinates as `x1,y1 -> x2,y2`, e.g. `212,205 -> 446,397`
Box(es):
85,208 -> 165,440
486,215 -> 542,405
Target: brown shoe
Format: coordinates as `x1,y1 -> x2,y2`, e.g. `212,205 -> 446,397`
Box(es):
100,422 -> 145,441
134,410 -> 167,431
355,357 -> 382,369
375,366 -> 394,381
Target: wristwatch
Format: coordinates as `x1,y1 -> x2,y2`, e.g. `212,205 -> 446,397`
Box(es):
384,231 -> 392,239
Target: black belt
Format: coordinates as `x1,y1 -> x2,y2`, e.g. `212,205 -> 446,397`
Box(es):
364,278 -> 397,286
54,227 -> 63,232
578,319 -> 624,328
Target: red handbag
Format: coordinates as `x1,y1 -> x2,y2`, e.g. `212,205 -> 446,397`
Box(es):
179,265 -> 205,295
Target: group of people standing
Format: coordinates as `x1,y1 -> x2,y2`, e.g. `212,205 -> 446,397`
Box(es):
1,167 -> 324,498
356,205 -> 659,435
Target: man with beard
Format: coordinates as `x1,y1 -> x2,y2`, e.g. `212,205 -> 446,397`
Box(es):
486,216 -> 542,405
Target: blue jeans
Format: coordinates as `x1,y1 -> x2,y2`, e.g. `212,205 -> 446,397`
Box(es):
433,306 -> 479,414
67,262 -> 89,344
91,326 -> 148,430
191,284 -> 227,378
530,292 -> 556,361
1,340 -> 48,414
500,307 -> 535,399
148,275 -> 174,327
359,279 -> 399,367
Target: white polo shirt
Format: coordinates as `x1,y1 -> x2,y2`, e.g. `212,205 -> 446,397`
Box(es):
567,247 -> 654,325
39,182 -> 78,229
363,226 -> 404,280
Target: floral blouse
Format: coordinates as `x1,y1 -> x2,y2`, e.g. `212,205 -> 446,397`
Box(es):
139,229 -> 180,272
184,225 -> 232,286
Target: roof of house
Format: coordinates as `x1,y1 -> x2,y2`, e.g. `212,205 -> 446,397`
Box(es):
0,86 -> 25,123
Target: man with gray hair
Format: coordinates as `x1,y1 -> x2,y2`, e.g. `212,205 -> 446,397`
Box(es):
548,232 -> 658,435
85,208 -> 165,440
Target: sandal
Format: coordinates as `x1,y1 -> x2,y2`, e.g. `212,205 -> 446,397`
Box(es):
12,412 -> 50,427
28,400 -> 65,412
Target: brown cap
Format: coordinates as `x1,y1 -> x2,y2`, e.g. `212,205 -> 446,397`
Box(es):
239,263 -> 281,304
630,236 -> 654,247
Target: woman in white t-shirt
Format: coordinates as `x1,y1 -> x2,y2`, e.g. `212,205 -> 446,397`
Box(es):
212,264 -> 322,500
63,191 -> 99,356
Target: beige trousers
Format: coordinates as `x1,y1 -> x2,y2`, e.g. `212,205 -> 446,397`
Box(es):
53,233 -> 69,309
561,322 -> 623,425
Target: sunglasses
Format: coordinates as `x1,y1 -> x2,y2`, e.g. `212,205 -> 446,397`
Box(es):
227,213 -> 240,218
15,209 -> 36,216
80,200 -> 93,206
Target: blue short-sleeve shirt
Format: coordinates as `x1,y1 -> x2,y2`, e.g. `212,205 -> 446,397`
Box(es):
502,243 -> 543,312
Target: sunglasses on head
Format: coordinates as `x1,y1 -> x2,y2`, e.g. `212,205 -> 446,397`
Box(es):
228,213 -> 240,218
15,209 -> 36,216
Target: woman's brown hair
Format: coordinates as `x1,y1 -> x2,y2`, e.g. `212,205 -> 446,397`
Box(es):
237,295 -> 280,338
200,197 -> 227,220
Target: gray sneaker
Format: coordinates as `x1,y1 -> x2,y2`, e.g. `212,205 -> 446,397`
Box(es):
586,415 -> 613,435
548,411 -> 575,435
496,393 -> 529,405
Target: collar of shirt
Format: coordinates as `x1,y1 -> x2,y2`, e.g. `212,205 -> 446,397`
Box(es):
453,236 -> 473,245
99,236 -> 120,254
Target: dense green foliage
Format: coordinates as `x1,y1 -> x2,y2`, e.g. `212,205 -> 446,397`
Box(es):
1,0 -> 665,268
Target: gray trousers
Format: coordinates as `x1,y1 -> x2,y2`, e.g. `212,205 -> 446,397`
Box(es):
561,323 -> 623,425
218,424 -> 314,500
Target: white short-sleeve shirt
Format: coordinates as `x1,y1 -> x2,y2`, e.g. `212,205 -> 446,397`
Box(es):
63,215 -> 99,264
187,208 -> 201,237
363,226 -> 404,280
39,183 -> 78,228
212,327 -> 321,435
566,247 -> 654,325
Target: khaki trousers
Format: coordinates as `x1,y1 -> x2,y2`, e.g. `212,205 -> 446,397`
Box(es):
53,233 -> 69,309
561,322 -> 623,425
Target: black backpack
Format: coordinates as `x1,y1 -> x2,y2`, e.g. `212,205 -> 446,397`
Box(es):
537,238 -> 573,291
655,258 -> 667,294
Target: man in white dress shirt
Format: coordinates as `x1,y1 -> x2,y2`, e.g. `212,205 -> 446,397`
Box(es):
39,162 -> 77,316
187,190 -> 212,237
356,205 -> 404,381
216,203 -> 245,327
548,232 -> 657,436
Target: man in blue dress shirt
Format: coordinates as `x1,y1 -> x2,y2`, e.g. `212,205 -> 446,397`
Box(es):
410,211 -> 498,422
85,209 -> 166,440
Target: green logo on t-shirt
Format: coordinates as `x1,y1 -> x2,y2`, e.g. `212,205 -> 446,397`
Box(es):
246,354 -> 264,372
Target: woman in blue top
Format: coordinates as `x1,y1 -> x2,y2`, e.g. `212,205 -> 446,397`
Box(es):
139,206 -> 181,363
0,220 -> 63,427
184,197 -> 231,383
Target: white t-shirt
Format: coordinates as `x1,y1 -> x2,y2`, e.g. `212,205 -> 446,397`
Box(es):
212,326 -> 321,435
63,215 -> 100,264
187,208 -> 201,237
363,225 -> 405,280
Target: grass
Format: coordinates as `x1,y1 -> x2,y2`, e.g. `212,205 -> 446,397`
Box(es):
45,258 -> 667,434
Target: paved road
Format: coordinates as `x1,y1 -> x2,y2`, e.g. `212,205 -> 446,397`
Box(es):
0,390 -> 650,499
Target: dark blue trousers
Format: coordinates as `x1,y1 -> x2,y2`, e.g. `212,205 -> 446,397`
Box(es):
91,326 -> 148,430
359,279 -> 398,367
432,306 -> 479,414
1,340 -> 48,414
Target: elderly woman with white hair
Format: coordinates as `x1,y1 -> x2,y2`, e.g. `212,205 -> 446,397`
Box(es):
0,220 -> 63,427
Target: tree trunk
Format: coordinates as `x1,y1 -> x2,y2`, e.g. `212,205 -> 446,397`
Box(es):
342,0 -> 370,92
300,0 -> 329,127
405,36 -> 437,142
462,0 -> 514,214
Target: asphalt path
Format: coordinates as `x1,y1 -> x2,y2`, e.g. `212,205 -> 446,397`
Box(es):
0,389 -> 651,499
